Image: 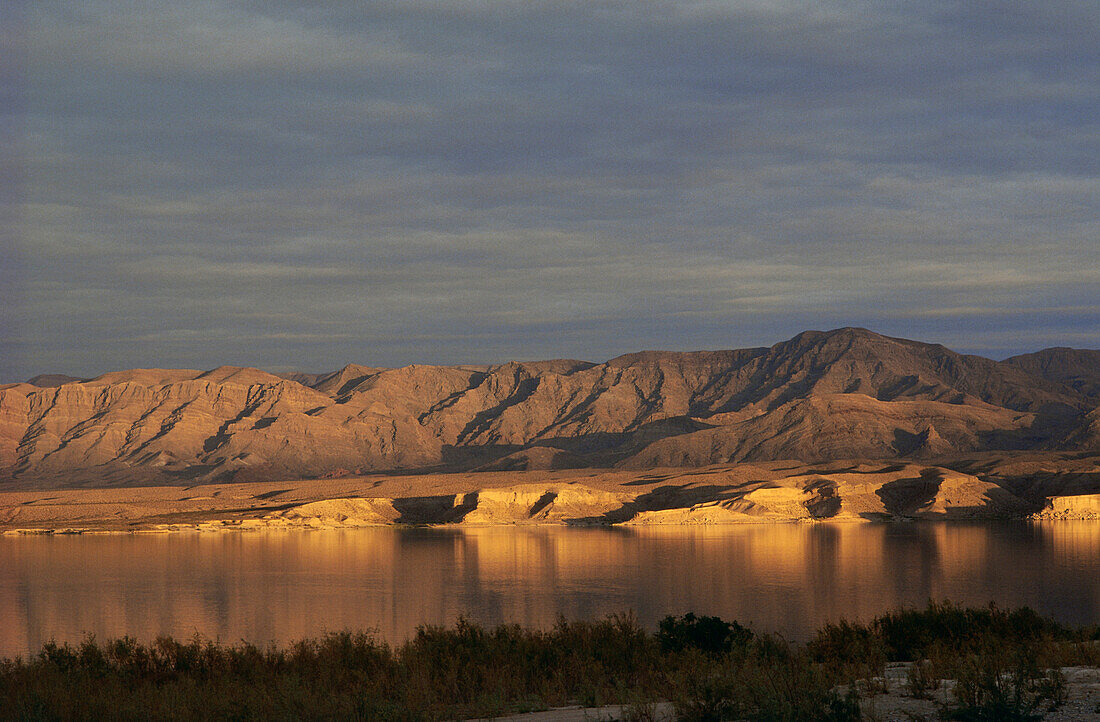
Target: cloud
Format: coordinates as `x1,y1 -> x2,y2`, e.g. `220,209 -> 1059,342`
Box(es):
4,0 -> 1099,379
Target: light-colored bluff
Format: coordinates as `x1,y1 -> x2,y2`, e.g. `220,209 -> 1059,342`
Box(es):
2,328 -> 1097,491
4,458 -> 1097,532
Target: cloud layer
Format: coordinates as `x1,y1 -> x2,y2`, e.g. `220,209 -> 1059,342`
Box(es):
5,0 -> 1099,379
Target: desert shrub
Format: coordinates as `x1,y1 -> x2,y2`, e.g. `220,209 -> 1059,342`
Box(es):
658,612 -> 753,656
945,643 -> 1065,721
669,638 -> 863,722
872,602 -> 1060,662
807,619 -> 885,667
905,658 -> 941,699
739,652 -> 862,722
671,664 -> 743,721
621,694 -> 661,722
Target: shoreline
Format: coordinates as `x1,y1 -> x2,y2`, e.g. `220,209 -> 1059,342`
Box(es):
2,516 -> 1093,536
3,458 -> 1099,535
1,511 -> 1096,536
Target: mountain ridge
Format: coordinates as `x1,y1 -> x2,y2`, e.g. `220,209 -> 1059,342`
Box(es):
3,328 -> 1097,487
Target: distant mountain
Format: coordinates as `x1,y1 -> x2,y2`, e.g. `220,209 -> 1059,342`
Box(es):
1004,347 -> 1100,399
1,328 -> 1096,486
25,374 -> 88,388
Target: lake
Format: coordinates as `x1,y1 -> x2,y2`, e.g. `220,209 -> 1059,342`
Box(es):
1,522 -> 1098,659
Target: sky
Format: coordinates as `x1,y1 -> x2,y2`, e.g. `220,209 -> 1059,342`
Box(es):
2,0 -> 1099,380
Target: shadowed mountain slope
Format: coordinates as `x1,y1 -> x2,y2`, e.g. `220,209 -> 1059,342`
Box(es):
1,328 -> 1096,486
1004,347 -> 1100,399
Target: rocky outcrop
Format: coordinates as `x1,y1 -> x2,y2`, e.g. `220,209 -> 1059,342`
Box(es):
1032,493 -> 1100,520
2,460 -> 1074,533
2,328 -> 1097,486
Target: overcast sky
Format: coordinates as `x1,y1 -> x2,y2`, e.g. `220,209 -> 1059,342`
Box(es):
3,0 -> 1099,380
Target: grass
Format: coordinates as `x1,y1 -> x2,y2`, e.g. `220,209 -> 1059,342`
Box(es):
0,603 -> 1096,721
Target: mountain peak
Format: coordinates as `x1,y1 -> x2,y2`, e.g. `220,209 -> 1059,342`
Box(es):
196,366 -> 288,385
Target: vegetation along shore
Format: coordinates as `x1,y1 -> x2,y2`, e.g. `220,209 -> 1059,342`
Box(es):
2,603 -> 1098,721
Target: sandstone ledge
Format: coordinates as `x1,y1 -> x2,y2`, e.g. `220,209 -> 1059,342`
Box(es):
1032,493 -> 1100,521
3,458 -> 1094,534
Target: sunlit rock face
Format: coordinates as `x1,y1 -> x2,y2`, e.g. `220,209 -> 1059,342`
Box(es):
1034,493 -> 1100,520
2,455 -> 1099,532
1,328 -> 1097,487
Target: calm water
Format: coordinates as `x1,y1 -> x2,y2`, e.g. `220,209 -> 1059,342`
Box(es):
1,522 -> 1098,658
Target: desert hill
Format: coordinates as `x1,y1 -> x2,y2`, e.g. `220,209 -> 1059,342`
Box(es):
2,328 -> 1098,487
1004,347 -> 1100,399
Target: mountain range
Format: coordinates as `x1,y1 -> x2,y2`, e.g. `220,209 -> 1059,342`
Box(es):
3,328 -> 1098,487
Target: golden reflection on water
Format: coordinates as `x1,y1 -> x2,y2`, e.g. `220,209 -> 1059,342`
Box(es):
0,522 -> 1097,658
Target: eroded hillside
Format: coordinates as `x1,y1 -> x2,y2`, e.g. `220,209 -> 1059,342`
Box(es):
1,328 -> 1097,487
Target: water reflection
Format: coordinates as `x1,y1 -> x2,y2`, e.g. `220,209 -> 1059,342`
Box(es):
0,522 -> 1097,658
